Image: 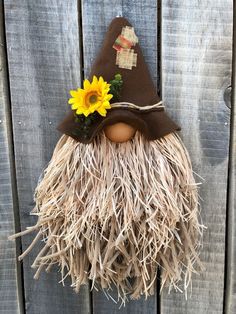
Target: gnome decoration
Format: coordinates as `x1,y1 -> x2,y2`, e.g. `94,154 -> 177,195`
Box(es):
10,17 -> 203,303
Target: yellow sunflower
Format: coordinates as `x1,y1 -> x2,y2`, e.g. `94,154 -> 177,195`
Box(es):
68,76 -> 113,117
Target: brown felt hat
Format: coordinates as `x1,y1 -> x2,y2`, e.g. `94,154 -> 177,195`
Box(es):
57,17 -> 180,144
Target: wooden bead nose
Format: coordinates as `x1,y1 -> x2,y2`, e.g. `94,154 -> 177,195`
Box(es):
104,122 -> 136,143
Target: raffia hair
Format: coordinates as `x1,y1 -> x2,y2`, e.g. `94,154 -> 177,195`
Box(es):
10,131 -> 203,305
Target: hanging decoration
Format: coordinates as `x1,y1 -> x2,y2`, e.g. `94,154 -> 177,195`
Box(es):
10,17 -> 204,305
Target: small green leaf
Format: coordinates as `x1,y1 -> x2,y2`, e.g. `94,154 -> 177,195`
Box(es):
109,74 -> 123,101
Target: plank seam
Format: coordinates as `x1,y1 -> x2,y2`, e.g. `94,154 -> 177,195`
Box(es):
78,0 -> 93,313
223,1 -> 236,313
2,1 -> 25,313
158,4 -> 162,314
157,0 -> 161,97
78,0 -> 85,85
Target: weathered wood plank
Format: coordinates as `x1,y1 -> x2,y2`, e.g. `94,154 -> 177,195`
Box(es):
82,0 -> 159,87
225,4 -> 236,313
161,1 -> 232,313
0,1 -> 22,313
4,1 -> 91,313
81,0 -> 159,312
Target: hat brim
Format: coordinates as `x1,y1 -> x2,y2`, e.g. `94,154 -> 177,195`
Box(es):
57,108 -> 180,144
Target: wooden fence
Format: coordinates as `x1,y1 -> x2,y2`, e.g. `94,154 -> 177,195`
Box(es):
0,0 -> 235,313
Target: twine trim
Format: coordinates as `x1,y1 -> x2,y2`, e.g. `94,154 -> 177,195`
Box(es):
110,100 -> 164,111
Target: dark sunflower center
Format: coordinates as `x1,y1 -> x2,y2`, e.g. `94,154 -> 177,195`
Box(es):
89,94 -> 98,104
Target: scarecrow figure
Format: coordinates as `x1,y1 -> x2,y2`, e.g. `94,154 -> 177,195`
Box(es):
10,17 -> 203,303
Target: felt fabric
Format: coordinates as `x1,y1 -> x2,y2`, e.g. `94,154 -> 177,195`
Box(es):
58,17 -> 180,144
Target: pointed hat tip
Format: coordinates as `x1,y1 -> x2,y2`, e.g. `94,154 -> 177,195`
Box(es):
108,16 -> 132,30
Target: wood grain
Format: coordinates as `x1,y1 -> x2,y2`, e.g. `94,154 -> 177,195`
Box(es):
161,1 -> 232,313
81,0 -> 159,312
4,1 -> 91,313
2,0 -> 234,313
225,4 -> 236,312
0,1 -> 22,313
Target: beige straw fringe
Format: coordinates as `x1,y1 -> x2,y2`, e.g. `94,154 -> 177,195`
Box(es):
9,131 -> 203,305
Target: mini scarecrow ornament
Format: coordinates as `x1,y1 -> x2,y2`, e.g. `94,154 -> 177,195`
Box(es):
10,17 -> 203,303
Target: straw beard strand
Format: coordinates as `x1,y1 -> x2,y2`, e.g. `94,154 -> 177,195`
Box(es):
10,131 -> 203,304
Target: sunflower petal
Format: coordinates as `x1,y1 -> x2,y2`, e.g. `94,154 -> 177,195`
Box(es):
77,88 -> 85,95
97,107 -> 107,117
71,103 -> 79,110
83,79 -> 91,90
103,101 -> 111,109
68,98 -> 77,104
105,94 -> 113,101
70,90 -> 78,97
98,76 -> 104,85
92,76 -> 98,84
76,107 -> 84,115
83,110 -> 91,117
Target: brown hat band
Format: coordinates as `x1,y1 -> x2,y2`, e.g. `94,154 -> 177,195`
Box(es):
110,100 -> 164,111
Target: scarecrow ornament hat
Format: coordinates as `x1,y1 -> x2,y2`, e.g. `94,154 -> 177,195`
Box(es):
10,17 -> 203,304
58,17 -> 180,143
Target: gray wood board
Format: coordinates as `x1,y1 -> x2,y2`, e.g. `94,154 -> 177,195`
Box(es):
4,1 -> 90,313
0,1 -> 22,313
225,4 -> 236,313
161,1 -> 232,313
81,0 -> 159,312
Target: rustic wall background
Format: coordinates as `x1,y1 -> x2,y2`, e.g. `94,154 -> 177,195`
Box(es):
0,0 -> 235,313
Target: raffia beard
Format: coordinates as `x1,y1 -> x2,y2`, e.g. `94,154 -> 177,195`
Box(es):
10,131 -> 204,305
